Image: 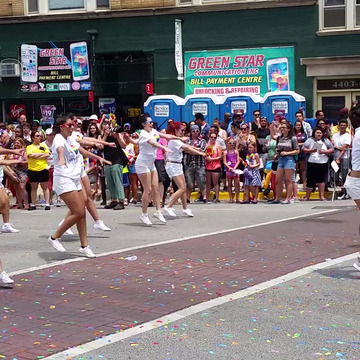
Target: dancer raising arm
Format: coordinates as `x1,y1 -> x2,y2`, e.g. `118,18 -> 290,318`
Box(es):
163,121 -> 205,218
125,114 -> 186,226
47,116 -> 111,258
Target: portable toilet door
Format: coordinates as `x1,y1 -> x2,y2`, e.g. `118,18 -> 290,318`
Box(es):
260,91 -> 306,124
183,94 -> 221,125
220,94 -> 262,124
143,95 -> 184,129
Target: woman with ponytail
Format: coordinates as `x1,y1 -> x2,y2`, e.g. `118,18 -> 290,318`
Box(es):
163,122 -> 205,217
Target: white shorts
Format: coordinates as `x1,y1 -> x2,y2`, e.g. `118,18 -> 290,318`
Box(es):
344,176 -> 360,200
165,162 -> 183,178
135,158 -> 156,174
53,175 -> 82,196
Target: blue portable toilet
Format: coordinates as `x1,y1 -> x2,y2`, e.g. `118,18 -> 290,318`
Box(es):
260,91 -> 306,124
143,95 -> 183,129
183,94 -> 221,124
219,94 -> 262,124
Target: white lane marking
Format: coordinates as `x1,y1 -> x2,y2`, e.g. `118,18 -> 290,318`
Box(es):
9,209 -> 338,277
46,251 -> 359,359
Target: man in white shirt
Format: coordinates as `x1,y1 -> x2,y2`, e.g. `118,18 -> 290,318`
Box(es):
332,119 -> 352,199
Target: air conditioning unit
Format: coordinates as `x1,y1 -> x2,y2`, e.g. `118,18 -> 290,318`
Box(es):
0,63 -> 20,77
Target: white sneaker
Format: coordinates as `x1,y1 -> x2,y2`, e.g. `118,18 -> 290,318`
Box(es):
0,271 -> 14,286
47,237 -> 66,253
2,223 -> 19,233
163,206 -> 176,217
154,210 -> 166,224
93,220 -> 111,231
79,246 -> 96,258
183,208 -> 194,217
140,213 -> 152,226
59,219 -> 74,236
354,257 -> 360,271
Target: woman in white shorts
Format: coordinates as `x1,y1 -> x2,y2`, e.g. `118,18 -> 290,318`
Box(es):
48,116 -> 110,258
57,114 -> 115,234
128,114 -> 183,226
345,103 -> 360,271
163,122 -> 205,218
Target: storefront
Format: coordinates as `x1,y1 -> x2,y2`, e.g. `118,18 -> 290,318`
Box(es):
0,2 -> 359,124
301,56 -> 360,122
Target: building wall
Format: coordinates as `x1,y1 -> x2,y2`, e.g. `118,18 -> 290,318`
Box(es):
112,0 -> 176,9
0,0 -> 23,16
0,4 -> 359,116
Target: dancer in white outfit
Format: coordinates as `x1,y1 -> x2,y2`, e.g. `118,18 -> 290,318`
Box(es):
125,114 -> 185,226
47,116 -> 110,258
163,122 -> 206,218
57,114 -> 115,234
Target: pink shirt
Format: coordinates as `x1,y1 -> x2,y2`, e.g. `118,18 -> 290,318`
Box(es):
156,138 -> 167,160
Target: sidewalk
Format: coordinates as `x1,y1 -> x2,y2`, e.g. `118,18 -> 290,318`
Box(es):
0,208 -> 359,359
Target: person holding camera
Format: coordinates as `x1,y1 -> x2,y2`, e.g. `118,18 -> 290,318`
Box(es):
101,122 -> 128,210
26,130 -> 51,210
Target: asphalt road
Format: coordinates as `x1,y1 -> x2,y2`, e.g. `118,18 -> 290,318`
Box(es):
1,199 -> 355,273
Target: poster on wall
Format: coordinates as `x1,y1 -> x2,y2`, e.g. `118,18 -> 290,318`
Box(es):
184,46 -> 294,97
20,41 -> 91,93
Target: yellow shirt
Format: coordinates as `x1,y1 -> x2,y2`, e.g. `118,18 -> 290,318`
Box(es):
26,143 -> 50,172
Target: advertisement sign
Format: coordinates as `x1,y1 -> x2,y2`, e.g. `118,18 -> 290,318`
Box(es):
20,41 -> 91,93
9,104 -> 26,119
40,104 -> 56,124
192,103 -> 208,116
272,101 -> 288,114
175,19 -> 184,80
184,46 -> 294,96
99,98 -> 116,116
154,105 -> 170,117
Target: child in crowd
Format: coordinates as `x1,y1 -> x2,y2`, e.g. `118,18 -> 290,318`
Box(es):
241,142 -> 261,204
223,137 -> 240,203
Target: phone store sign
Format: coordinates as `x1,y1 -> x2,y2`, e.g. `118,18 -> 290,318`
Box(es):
184,46 -> 294,97
19,41 -> 91,93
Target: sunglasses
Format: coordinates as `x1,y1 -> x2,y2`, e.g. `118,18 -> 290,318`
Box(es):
210,136 -> 217,139
241,128 -> 247,131
34,134 -> 41,137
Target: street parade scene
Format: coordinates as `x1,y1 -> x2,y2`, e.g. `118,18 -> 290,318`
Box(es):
0,0 -> 359,359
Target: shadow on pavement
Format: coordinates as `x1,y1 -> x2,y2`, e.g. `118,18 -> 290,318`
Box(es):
38,251 -> 81,262
315,266 -> 360,280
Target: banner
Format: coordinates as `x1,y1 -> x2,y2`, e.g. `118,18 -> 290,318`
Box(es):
184,46 -> 294,97
20,41 -> 91,93
175,19 -> 184,80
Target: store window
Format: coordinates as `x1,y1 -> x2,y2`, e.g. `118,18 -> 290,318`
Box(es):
49,0 -> 84,10
26,0 -> 109,15
27,0 -> 38,13
320,0 -> 360,31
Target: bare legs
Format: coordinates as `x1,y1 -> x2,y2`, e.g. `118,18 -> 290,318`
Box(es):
206,171 -> 220,202
275,169 -> 293,202
30,182 -> 50,206
0,188 -> 10,223
52,190 -> 87,246
138,170 -> 161,214
167,174 -> 187,210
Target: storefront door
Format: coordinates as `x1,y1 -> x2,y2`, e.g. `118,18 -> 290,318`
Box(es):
317,91 -> 360,122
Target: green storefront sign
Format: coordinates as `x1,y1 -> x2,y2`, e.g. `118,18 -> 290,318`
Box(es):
184,46 -> 294,97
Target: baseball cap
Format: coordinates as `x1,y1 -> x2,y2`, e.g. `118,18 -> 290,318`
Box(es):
89,114 -> 98,121
45,128 -> 53,135
124,123 -> 131,128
